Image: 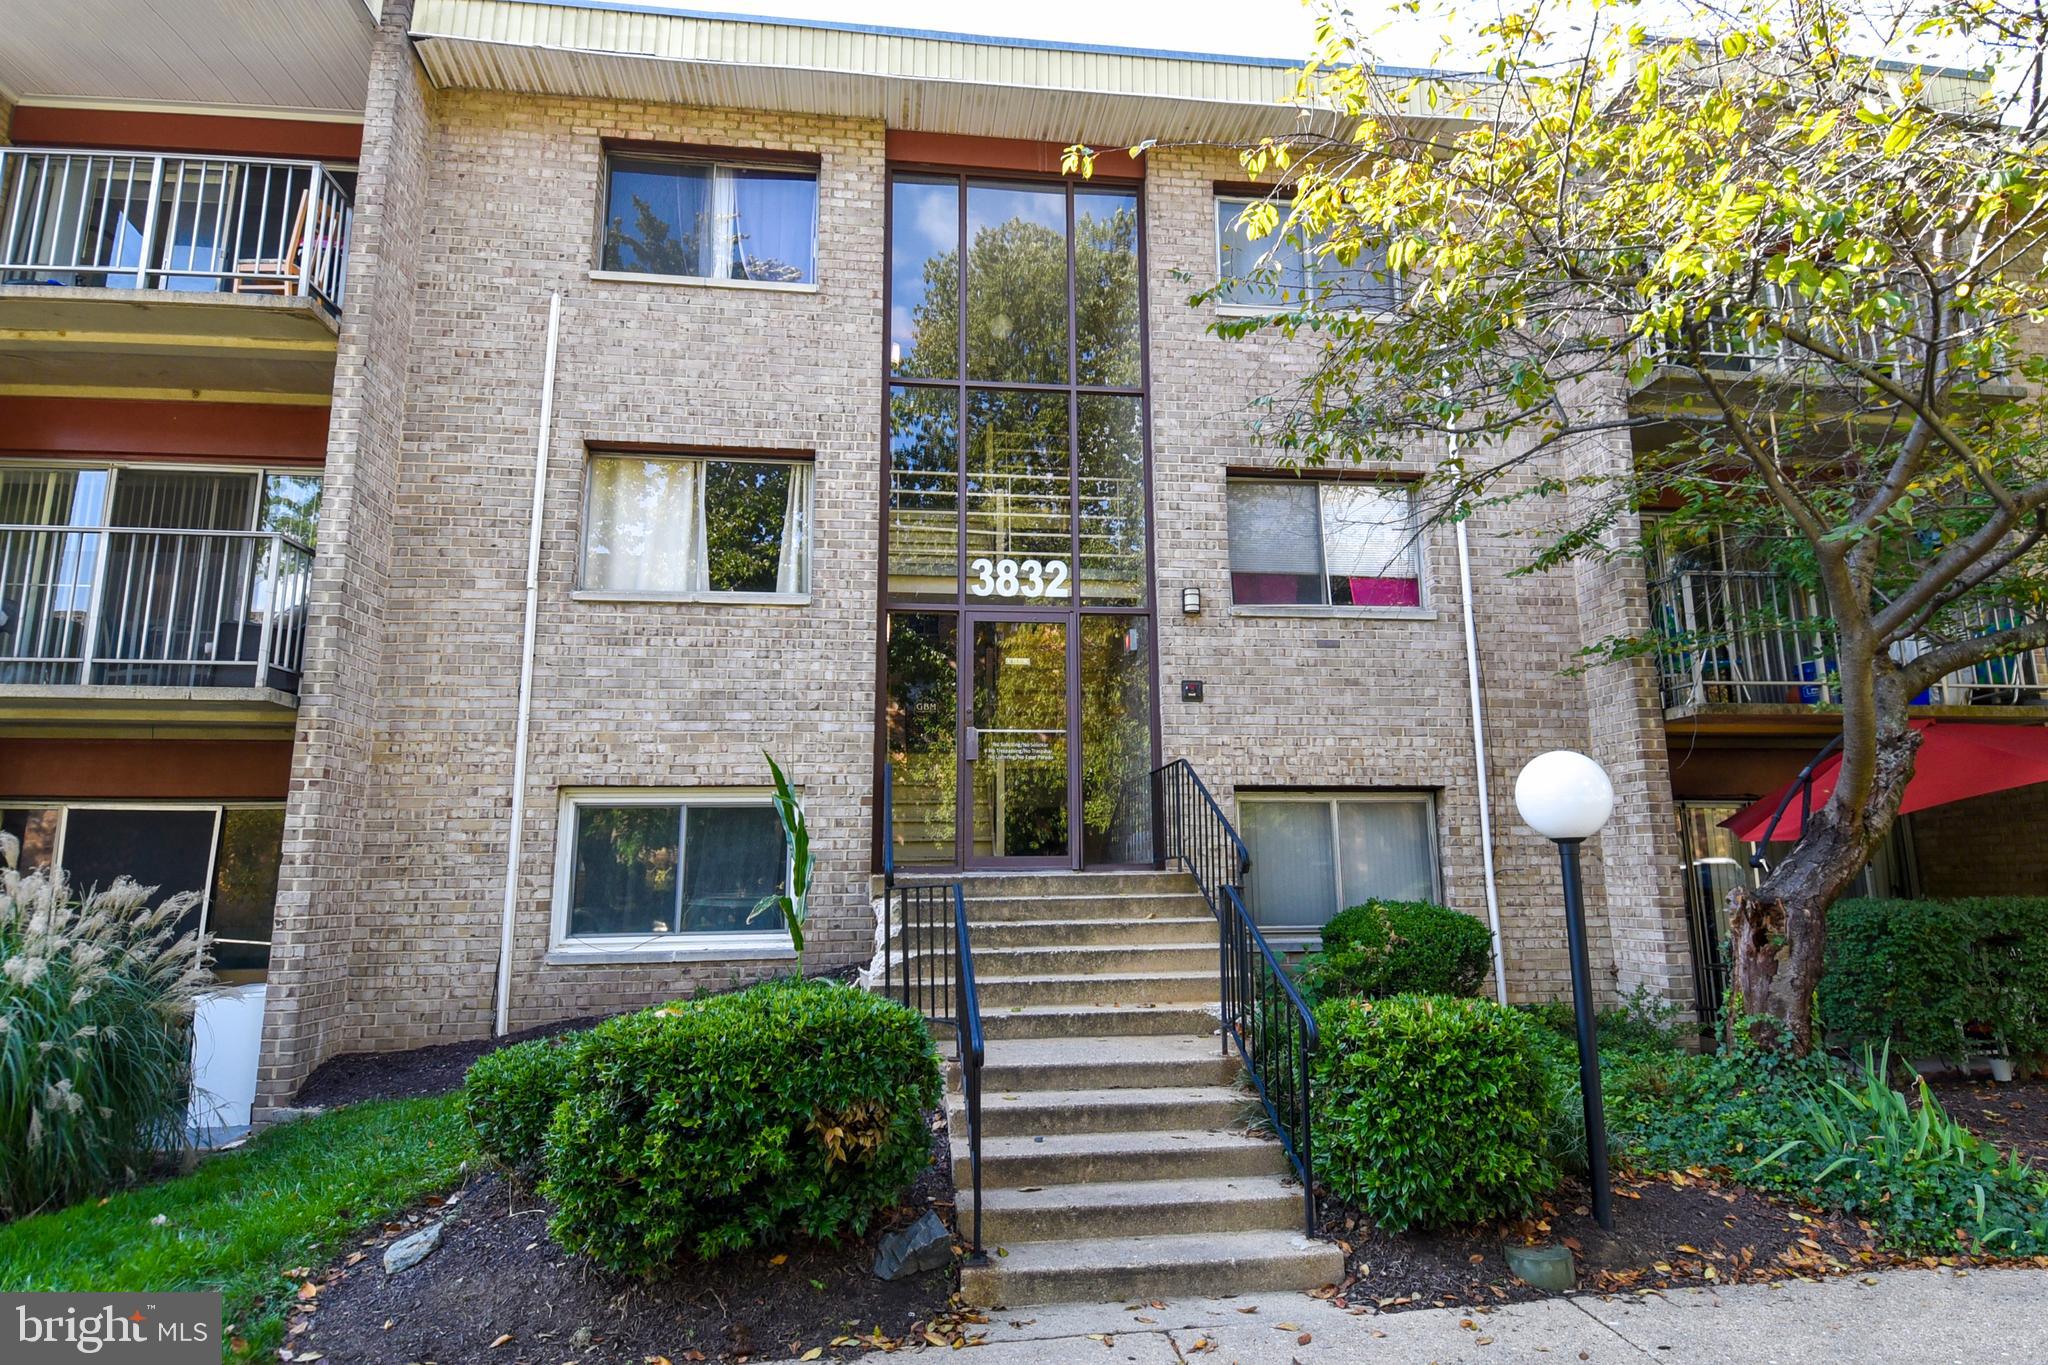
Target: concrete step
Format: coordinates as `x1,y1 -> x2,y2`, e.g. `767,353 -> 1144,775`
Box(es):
959,1229 -> 1344,1307
979,1002 -> 1217,1041
968,917 -> 1216,948
973,971 -> 1215,1010
916,942 -> 1218,978
954,892 -> 1213,923
963,1127 -> 1291,1187
975,1175 -> 1306,1243
955,1084 -> 1251,1138
959,1035 -> 1238,1092
899,871 -> 1199,899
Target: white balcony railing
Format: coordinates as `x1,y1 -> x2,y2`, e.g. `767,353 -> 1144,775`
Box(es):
0,527 -> 312,692
0,148 -> 352,311
1634,285 -> 1932,381
1651,568 -> 2048,711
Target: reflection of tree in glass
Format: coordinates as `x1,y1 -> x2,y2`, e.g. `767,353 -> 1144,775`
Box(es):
904,207 -> 1139,384
979,621 -> 1069,857
261,480 -> 321,547
702,462 -> 791,592
886,615 -> 958,861
1080,620 -> 1151,862
605,195 -> 703,276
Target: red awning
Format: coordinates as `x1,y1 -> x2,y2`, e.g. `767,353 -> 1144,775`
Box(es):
1723,721 -> 2048,842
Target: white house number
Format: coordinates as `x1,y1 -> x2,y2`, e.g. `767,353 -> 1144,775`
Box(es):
969,557 -> 1071,599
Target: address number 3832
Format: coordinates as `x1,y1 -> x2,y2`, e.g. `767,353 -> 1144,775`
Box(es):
968,557 -> 1071,599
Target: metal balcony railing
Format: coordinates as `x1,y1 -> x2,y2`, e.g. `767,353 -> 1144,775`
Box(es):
1633,286 -> 1942,382
0,527 -> 313,692
1651,568 -> 2048,710
0,148 -> 352,311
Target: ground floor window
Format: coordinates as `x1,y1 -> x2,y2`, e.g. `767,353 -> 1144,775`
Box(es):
1238,791 -> 1440,933
0,801 -> 283,983
553,790 -> 789,956
1678,801 -> 1919,1024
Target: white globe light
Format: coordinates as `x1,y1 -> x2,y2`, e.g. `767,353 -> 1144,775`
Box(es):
1515,751 -> 1615,841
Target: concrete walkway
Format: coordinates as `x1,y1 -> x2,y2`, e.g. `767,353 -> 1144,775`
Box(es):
829,1267 -> 2047,1363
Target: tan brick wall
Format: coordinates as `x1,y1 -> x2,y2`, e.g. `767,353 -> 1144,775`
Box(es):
267,115 -> 1704,1088
1144,147 -> 1669,1006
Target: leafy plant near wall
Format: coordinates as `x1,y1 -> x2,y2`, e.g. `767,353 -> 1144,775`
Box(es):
0,832 -> 207,1218
1818,898 -> 2048,1063
749,752 -> 812,952
1298,899 -> 1495,1003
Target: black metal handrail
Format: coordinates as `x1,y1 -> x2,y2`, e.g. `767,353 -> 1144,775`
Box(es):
879,765 -> 987,1259
1152,758 -> 1320,1236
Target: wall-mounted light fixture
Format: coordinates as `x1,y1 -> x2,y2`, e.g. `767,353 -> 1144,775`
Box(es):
1181,586 -> 1202,615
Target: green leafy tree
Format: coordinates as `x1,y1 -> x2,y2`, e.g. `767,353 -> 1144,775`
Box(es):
1078,0 -> 2048,1050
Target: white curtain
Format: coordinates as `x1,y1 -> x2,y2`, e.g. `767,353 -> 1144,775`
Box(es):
1225,482 -> 1322,576
1336,800 -> 1436,905
1319,483 -> 1418,580
776,463 -> 811,594
584,457 -> 699,593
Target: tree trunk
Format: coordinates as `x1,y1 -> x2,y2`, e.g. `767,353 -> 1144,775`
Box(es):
1723,719 -> 1921,1052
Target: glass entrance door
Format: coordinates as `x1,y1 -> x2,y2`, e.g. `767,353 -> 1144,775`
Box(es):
967,616 -> 1071,865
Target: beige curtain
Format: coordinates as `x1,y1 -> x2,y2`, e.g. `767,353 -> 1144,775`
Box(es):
776,463 -> 811,594
584,456 -> 699,593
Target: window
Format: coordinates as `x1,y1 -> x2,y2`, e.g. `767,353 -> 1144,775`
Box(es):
0,801 -> 284,983
1240,792 -> 1439,933
553,792 -> 791,956
1216,196 -> 1398,311
1226,479 -> 1422,609
600,153 -> 818,284
581,453 -> 812,598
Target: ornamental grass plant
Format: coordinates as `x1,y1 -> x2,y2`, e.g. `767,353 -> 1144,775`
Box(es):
1,830 -> 208,1219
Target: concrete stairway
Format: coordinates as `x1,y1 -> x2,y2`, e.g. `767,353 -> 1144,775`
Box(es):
892,870 -> 1342,1307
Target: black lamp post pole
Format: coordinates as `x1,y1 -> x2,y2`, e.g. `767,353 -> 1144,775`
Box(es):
1556,837 -> 1613,1232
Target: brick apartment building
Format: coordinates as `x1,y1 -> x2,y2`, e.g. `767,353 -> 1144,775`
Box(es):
4,0 -> 2044,1137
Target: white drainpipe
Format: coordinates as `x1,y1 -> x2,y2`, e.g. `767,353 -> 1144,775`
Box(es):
494,290 -> 562,1036
1451,431 -> 1510,1007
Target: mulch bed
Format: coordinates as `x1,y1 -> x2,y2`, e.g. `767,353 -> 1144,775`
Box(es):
294,1018 -> 604,1108
1932,1077 -> 2048,1167
288,1126 -> 965,1365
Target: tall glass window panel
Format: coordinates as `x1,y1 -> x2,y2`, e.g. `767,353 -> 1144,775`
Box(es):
1074,188 -> 1140,387
1241,800 -> 1338,929
1226,482 -> 1323,604
1216,199 -> 1308,307
966,391 -> 1071,604
890,177 -> 959,378
108,469 -> 257,530
703,460 -> 808,594
1081,616 -> 1154,864
965,183 -> 1069,383
679,805 -> 785,934
1335,798 -> 1437,905
1321,483 -> 1421,607
583,456 -> 700,593
729,168 -> 816,283
1078,395 -> 1146,605
210,807 -> 283,981
888,386 -> 961,602
61,806 -> 218,945
887,613 -> 959,866
0,468 -> 107,683
971,618 -> 1070,860
260,473 -> 322,546
602,157 -> 712,276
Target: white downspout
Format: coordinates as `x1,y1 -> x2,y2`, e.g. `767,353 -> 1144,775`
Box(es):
1451,428 -> 1510,1007
494,290 -> 561,1036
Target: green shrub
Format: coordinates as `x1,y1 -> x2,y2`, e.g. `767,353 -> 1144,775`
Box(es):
1312,993 -> 1559,1231
1,834 -> 208,1218
1818,898 -> 2048,1061
542,979 -> 943,1272
463,1033 -> 589,1173
1298,900 -> 1494,1003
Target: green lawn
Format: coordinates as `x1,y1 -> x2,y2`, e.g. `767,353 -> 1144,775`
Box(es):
0,1094 -> 473,1361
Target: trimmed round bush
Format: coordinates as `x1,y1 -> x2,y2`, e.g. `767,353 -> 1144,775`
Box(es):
542,979 -> 943,1272
1299,899 -> 1494,1002
1313,993 -> 1560,1231
463,1032 -> 590,1173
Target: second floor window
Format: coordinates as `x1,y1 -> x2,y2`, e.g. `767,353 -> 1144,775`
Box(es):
581,453 -> 812,598
1216,195 -> 1398,312
1226,478 -> 1422,609
601,153 -> 817,284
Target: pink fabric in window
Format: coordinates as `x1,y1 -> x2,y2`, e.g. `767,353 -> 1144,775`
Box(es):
1346,576 -> 1421,607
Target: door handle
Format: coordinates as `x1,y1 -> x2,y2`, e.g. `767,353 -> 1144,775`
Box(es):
964,727 -> 980,762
